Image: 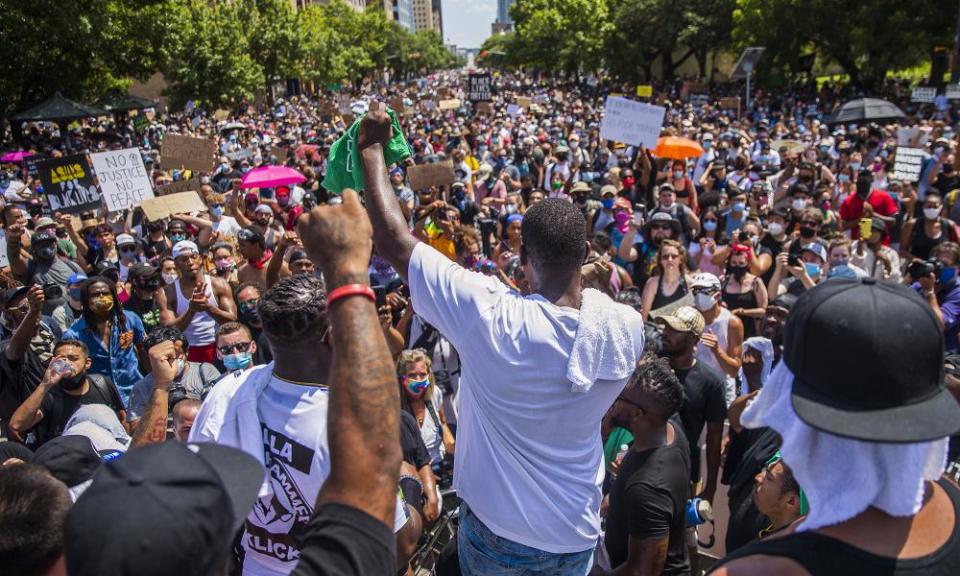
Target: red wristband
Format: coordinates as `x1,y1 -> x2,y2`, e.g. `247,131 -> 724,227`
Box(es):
326,283 -> 375,308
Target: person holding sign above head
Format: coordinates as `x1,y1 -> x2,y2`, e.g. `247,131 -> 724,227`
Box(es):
158,240 -> 236,364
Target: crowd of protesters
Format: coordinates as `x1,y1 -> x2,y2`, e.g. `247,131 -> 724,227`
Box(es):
1,70 -> 960,576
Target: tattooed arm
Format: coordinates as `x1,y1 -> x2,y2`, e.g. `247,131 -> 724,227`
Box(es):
359,101 -> 420,283
130,340 -> 181,448
299,188 -> 402,527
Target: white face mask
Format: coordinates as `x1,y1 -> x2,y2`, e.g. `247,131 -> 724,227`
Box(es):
162,272 -> 179,285
792,198 -> 807,211
768,222 -> 785,236
694,292 -> 715,312
504,204 -> 517,215
924,207 -> 941,220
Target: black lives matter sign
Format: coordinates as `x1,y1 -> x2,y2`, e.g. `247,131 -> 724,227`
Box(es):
468,73 -> 493,102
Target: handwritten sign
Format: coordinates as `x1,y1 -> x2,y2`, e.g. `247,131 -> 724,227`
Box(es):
36,154 -> 102,214
213,109 -> 231,121
476,102 -> 493,114
270,145 -> 287,162
407,161 -> 456,190
438,99 -> 461,111
161,134 -> 217,172
893,147 -> 924,182
140,191 -> 207,222
156,177 -> 201,196
912,87 -> 937,104
90,148 -> 154,212
516,96 -> 532,109
600,96 -> 666,149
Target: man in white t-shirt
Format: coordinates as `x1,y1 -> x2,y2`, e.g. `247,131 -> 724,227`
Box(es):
190,273 -> 413,576
359,102 -> 646,574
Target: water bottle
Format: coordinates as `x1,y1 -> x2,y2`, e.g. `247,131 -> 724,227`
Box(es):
50,357 -> 75,377
610,444 -> 630,481
685,497 -> 713,527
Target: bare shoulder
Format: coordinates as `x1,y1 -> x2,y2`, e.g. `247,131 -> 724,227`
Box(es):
210,275 -> 231,294
711,554 -> 808,576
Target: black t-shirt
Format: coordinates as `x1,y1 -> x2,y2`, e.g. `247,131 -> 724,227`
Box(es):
36,376 -> 123,446
124,294 -> 162,334
254,329 -> 273,365
759,233 -> 787,285
674,360 -> 727,483
400,410 -> 431,470
935,173 -> 960,197
605,422 -> 691,575
721,426 -> 781,552
291,503 -> 395,576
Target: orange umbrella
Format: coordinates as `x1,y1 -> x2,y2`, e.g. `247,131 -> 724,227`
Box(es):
653,136 -> 703,160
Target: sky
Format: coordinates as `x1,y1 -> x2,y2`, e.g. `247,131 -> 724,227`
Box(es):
442,0 -> 497,49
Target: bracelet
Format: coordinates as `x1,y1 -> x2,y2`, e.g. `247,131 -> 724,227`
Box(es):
326,283 -> 375,308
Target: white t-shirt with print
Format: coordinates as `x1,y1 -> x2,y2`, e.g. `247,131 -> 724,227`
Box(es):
191,370 -> 407,576
408,242 -> 644,553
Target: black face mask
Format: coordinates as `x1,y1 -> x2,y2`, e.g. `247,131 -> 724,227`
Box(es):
729,264 -> 748,280
34,245 -> 56,261
137,279 -> 160,293
60,371 -> 86,391
239,303 -> 261,326
799,226 -> 817,239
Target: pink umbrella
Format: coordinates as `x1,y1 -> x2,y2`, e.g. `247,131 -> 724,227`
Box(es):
239,165 -> 306,189
1,150 -> 34,163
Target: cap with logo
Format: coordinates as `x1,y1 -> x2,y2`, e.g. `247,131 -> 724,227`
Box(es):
801,242 -> 827,262
690,272 -> 722,292
784,278 -> 960,442
115,233 -> 136,247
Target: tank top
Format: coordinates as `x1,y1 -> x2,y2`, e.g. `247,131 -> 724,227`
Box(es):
912,219 -> 947,260
722,277 -> 759,339
651,275 -> 688,310
710,478 -> 960,576
174,276 -> 217,346
697,307 -> 735,401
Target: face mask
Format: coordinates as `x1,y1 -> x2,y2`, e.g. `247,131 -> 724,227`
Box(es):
622,176 -> 636,189
768,222 -> 784,236
694,292 -> 715,311
404,377 -> 430,397
215,258 -> 233,271
504,204 -> 517,215
732,201 -> 746,213
703,220 -> 718,232
462,254 -> 478,269
601,198 -> 615,210
673,170 -> 684,180
804,262 -> 821,277
210,206 -> 224,218
849,162 -> 861,172
703,141 -> 713,150
570,141 -> 579,149
838,173 -> 850,183
277,196 -> 290,208
799,226 -> 817,239
35,245 -> 56,260
169,233 -> 186,244
59,370 -> 86,391
239,301 -> 261,325
940,266 -> 957,285
925,207 -> 941,220
223,352 -> 253,371
162,272 -> 179,285
729,264 -> 748,280
551,181 -> 563,190
792,198 -> 807,211
137,278 -> 161,292
614,211 -> 631,233
90,296 -> 114,314
69,288 -> 83,301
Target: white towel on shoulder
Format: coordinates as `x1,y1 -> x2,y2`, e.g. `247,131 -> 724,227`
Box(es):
566,288 -> 646,392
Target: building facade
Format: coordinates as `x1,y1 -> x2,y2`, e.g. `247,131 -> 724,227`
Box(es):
413,0 -> 443,35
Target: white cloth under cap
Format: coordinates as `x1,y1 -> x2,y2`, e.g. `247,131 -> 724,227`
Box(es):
738,336 -> 775,387
741,361 -> 948,531
171,240 -> 199,259
566,288 -> 644,393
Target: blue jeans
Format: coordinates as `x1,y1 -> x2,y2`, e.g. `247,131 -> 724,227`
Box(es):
457,501 -> 594,576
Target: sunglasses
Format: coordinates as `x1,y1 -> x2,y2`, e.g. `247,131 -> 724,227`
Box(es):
650,223 -> 671,231
120,246 -> 137,253
218,341 -> 251,355
800,221 -> 820,227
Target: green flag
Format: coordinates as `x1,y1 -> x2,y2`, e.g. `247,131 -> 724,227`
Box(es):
322,108 -> 410,195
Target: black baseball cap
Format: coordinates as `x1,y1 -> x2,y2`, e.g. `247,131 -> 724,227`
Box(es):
783,278 -> 960,443
64,442 -> 264,576
128,263 -> 158,280
32,435 -> 111,490
3,285 -> 30,308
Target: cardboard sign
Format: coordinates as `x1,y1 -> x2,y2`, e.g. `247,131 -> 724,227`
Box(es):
156,177 -> 202,196
912,87 -> 937,104
36,154 -> 102,214
476,102 -> 493,114
226,147 -> 257,162
90,148 -> 154,212
516,96 -> 532,109
600,96 -> 666,149
636,85 -> 653,98
161,134 -> 217,172
438,99 -> 461,111
438,87 -> 452,99
140,191 -> 207,222
719,97 -> 741,111
270,145 -> 287,162
213,109 -> 231,121
468,73 -> 493,102
947,85 -> 960,100
407,161 -> 456,190
893,147 -> 924,182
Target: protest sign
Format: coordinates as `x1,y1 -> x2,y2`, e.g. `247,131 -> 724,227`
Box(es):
476,102 -> 493,114
133,114 -> 150,132
718,97 -> 741,116
213,109 -> 231,121
947,85 -> 960,100
0,229 -> 7,269
24,154 -> 45,179
690,93 -> 710,109
140,191 -> 207,222
270,145 -> 287,162
156,177 -> 201,196
35,154 -> 102,214
636,85 -> 653,98
893,147 -> 924,182
439,99 -> 461,111
912,87 -> 937,104
897,127 -> 929,147
468,73 -> 493,102
438,87 -> 453,99
507,104 -> 521,118
407,161 -> 456,190
516,96 -> 532,109
226,147 -> 257,162
600,96 -> 666,149
90,148 -> 154,212
161,134 -> 217,172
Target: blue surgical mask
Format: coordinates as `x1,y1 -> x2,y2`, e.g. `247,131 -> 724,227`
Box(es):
69,288 -> 82,301
732,201 -> 746,213
223,352 -> 253,371
849,162 -> 861,172
702,140 -> 713,150
838,173 -> 850,183
940,266 -> 957,285
601,198 -> 615,210
804,262 -> 821,277
210,205 -> 224,218
703,220 -> 718,232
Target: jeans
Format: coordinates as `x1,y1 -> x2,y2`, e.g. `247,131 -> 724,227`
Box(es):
457,501 -> 594,576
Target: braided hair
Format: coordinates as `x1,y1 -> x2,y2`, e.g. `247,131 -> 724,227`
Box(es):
627,356 -> 683,421
259,274 -> 327,344
80,276 -> 128,334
